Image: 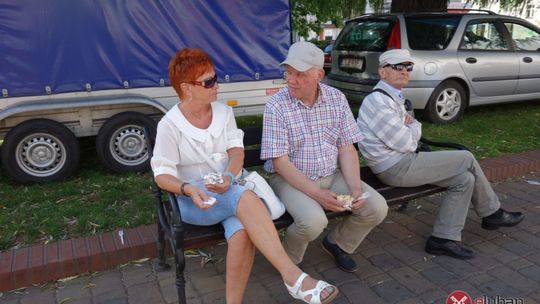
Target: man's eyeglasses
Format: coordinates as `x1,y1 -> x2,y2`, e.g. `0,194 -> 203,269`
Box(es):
189,74 -> 218,88
384,63 -> 414,72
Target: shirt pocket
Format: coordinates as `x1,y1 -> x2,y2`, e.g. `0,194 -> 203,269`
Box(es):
322,126 -> 340,147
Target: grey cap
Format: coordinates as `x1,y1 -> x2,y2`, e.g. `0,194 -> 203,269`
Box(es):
379,49 -> 414,67
281,41 -> 324,72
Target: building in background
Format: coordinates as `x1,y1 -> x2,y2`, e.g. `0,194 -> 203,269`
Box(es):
450,0 -> 540,26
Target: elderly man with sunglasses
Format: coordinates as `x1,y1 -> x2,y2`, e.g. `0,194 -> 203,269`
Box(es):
356,49 -> 524,260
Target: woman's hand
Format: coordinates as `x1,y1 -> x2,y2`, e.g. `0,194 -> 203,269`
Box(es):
205,175 -> 231,194
185,185 -> 214,210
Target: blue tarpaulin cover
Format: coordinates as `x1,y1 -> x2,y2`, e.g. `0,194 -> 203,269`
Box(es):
0,0 -> 291,98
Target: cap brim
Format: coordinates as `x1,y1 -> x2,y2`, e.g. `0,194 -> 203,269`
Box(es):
280,59 -> 312,72
380,56 -> 414,66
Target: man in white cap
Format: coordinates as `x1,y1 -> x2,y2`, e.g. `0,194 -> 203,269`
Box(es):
356,49 -> 524,260
260,41 -> 388,272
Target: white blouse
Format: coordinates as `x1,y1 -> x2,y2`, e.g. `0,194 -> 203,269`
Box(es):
151,102 -> 244,182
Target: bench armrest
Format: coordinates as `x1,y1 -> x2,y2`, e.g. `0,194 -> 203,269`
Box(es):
419,136 -> 470,151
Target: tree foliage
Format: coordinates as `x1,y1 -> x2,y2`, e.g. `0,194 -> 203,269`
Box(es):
292,0 -> 533,39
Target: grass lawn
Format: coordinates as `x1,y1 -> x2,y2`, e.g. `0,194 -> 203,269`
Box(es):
0,100 -> 538,250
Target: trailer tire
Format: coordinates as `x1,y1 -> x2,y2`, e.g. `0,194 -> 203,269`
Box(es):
1,119 -> 80,183
96,112 -> 156,173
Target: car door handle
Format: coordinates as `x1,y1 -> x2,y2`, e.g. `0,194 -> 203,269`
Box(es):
523,57 -> 533,63
465,57 -> 477,64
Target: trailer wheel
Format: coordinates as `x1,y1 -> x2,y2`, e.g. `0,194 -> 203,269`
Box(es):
0,119 -> 80,183
96,112 -> 156,172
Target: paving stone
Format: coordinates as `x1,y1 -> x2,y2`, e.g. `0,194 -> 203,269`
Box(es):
159,283 -> 181,304
126,282 -> 165,304
337,280 -> 385,304
365,230 -> 399,247
90,271 -> 124,295
510,230 -> 540,250
378,221 -> 415,241
368,253 -> 403,272
186,267 -> 224,295
464,273 -> 495,287
364,273 -> 392,287
121,264 -> 157,287
19,286 -> 55,304
243,281 -> 276,303
384,242 -> 428,265
55,280 -> 92,301
432,256 -> 479,278
441,280 -> 482,300
200,290 -> 226,304
475,280 -> 523,298
371,279 -> 415,303
354,258 -> 384,280
496,238 -> 536,256
506,257 -> 534,270
92,288 -> 128,304
466,255 -> 501,271
65,298 -> 92,304
388,266 -> 437,294
418,289 -> 450,304
419,265 -> 460,286
487,266 -> 539,293
320,267 -> 359,286
518,265 -> 540,283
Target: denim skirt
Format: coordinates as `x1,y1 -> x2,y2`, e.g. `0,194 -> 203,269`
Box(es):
176,181 -> 247,240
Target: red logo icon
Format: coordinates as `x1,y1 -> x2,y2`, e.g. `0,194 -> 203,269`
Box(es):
446,290 -> 472,304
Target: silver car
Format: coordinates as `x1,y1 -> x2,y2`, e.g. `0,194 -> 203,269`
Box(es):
326,11 -> 540,124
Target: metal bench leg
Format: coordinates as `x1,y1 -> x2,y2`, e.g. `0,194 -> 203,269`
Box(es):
155,222 -> 171,271
173,224 -> 187,304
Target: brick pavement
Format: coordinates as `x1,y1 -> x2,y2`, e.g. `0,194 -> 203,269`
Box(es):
1,171 -> 539,304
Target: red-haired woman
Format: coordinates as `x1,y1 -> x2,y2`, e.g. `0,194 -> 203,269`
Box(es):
151,48 -> 338,304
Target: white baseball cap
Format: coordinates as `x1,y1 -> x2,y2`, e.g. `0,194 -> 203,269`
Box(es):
379,49 -> 414,67
281,41 -> 324,72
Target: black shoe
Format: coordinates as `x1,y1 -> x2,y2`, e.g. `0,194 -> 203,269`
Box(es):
425,237 -> 475,260
482,210 -> 524,230
322,235 -> 359,273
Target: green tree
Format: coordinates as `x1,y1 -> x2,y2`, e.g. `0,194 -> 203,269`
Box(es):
292,0 -> 533,39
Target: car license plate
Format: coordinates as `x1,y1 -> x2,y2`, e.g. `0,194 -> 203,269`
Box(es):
340,57 -> 364,70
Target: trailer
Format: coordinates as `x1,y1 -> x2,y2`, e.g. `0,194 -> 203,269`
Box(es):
0,0 -> 291,183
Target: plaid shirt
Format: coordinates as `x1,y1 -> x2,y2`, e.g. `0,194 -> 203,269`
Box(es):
261,83 -> 363,180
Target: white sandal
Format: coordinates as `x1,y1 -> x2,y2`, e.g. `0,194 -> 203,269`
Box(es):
284,272 -> 338,304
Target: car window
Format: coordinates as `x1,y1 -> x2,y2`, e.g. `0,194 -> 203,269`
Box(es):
405,16 -> 460,50
460,21 -> 509,50
504,22 -> 540,51
334,20 -> 394,52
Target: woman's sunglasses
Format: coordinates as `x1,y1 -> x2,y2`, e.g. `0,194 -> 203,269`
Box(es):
384,63 -> 414,72
189,74 -> 218,88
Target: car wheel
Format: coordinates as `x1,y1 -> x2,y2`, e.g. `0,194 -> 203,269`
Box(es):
424,80 -> 467,124
0,119 -> 80,183
96,112 -> 156,172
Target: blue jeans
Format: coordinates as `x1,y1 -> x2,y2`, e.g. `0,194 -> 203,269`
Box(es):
176,181 -> 248,240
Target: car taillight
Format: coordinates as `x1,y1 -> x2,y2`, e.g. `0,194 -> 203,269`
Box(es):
387,22 -> 401,49
324,54 -> 332,63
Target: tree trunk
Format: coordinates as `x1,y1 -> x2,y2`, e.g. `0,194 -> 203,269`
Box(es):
390,0 -> 447,13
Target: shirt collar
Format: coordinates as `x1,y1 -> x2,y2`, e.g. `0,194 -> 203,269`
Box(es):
379,81 -> 405,103
289,84 -> 325,108
168,102 -> 227,142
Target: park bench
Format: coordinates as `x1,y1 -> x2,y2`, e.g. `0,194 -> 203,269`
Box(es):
144,126 -> 468,304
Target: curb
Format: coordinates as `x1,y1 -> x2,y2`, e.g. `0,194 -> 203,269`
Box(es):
1,149 -> 539,292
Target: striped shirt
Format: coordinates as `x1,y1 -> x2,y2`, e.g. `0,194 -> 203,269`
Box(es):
261,83 -> 363,180
356,81 -> 422,174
